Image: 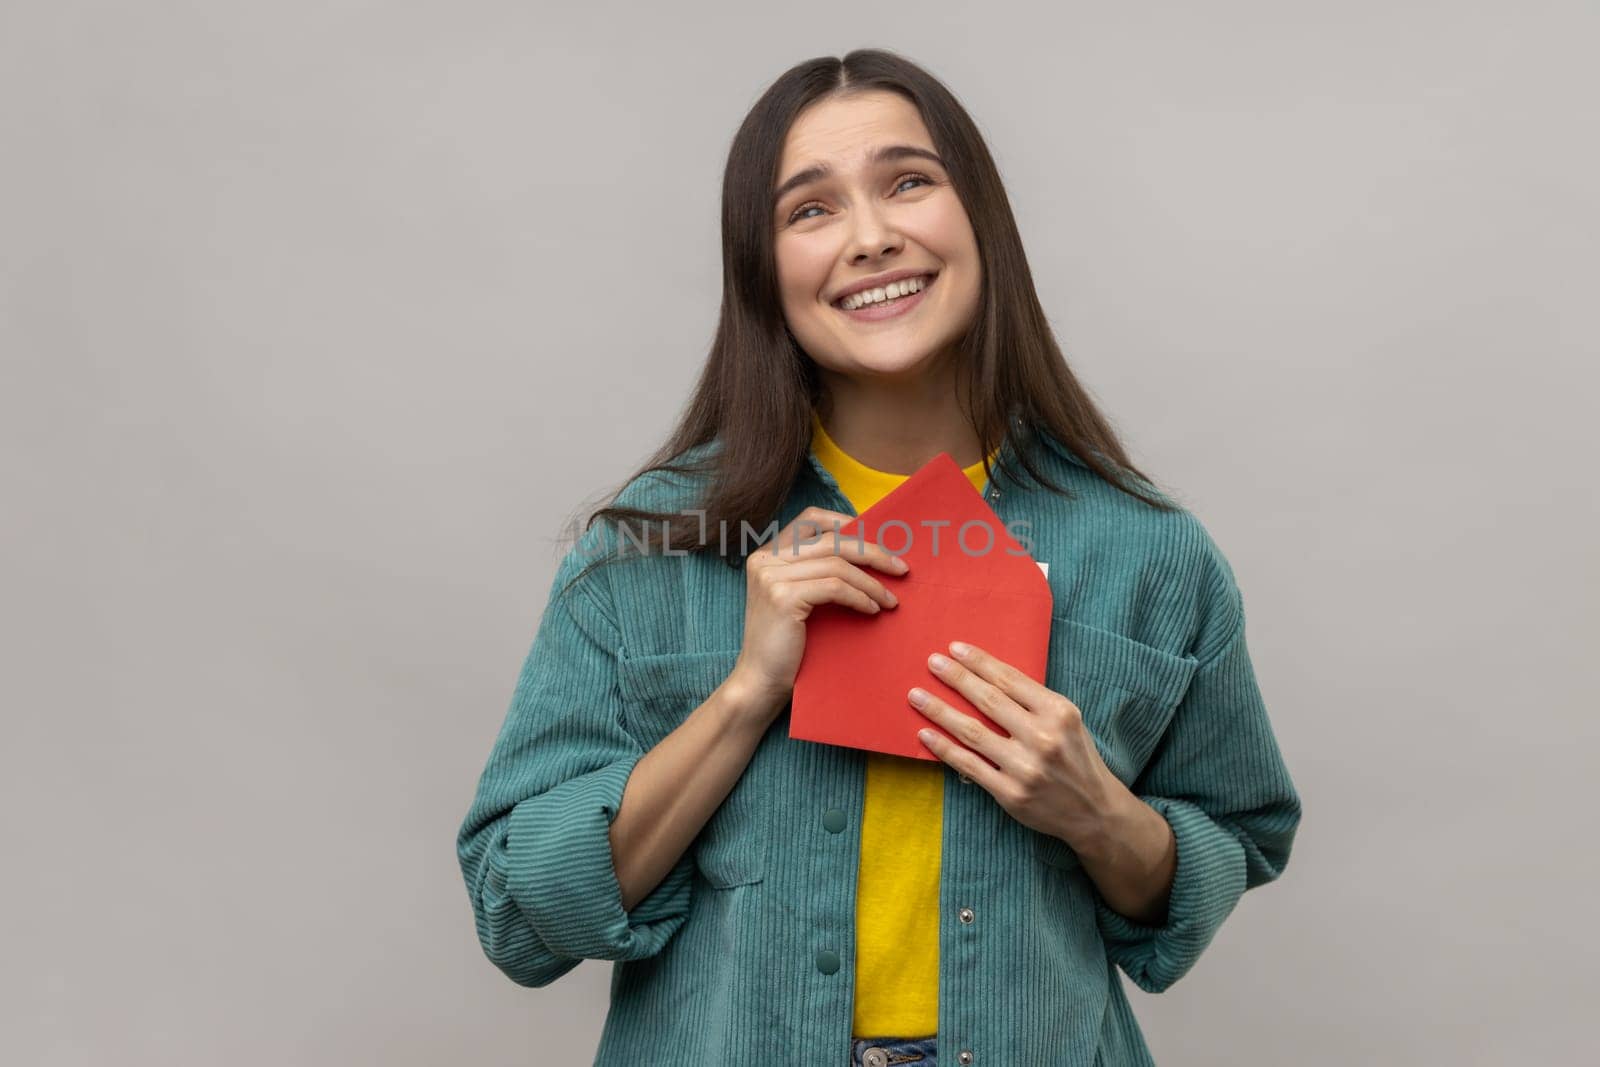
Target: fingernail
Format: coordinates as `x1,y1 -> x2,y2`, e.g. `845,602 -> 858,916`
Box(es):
885,590 -> 898,607
929,652 -> 951,671
949,641 -> 971,659
908,687 -> 929,707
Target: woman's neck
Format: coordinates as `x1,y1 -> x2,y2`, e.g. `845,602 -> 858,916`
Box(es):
814,372 -> 986,474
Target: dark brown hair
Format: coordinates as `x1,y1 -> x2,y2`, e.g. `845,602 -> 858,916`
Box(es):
567,48 -> 1177,584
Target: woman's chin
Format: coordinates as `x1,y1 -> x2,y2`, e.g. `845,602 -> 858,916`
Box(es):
848,342 -> 954,378
829,354 -> 938,381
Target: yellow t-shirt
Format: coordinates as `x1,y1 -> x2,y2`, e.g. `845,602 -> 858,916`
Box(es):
808,412 -> 996,1040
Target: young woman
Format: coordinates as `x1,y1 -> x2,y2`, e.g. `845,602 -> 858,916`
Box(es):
457,49 -> 1302,1067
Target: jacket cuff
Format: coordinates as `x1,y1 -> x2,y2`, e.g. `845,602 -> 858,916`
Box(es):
1093,795 -> 1247,994
501,754 -> 695,960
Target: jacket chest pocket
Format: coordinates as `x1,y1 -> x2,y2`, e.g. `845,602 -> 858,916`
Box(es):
1034,617 -> 1199,872
617,647 -> 770,889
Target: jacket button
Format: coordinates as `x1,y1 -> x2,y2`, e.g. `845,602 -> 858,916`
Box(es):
822,808 -> 846,833
815,948 -> 840,975
863,1049 -> 889,1067
959,906 -> 975,925
958,1051 -> 974,1065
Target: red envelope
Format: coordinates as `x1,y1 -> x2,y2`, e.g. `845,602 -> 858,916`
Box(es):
789,452 -> 1054,760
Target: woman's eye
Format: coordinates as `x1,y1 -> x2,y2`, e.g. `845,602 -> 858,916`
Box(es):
784,174 -> 935,226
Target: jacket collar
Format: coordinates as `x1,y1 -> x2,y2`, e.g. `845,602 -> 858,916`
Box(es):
1029,419 -> 1093,470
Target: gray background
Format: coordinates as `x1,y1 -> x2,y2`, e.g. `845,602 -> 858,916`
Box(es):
4,2 -> 1595,1063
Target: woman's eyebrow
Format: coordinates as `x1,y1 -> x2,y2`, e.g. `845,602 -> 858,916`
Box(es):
773,144 -> 945,205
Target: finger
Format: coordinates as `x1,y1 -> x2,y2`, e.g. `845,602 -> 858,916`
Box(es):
792,574 -> 883,617
770,510 -> 909,576
908,684 -> 1014,768
916,720 -> 1004,793
945,640 -> 1057,715
782,537 -> 909,579
767,554 -> 899,611
775,507 -> 858,553
759,511 -> 877,578
925,648 -> 1031,744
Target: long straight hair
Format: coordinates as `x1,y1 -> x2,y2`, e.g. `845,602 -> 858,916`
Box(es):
571,49 -> 1177,582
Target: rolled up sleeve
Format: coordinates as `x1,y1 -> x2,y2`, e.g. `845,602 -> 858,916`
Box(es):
1094,567 -> 1302,995
456,529 -> 695,987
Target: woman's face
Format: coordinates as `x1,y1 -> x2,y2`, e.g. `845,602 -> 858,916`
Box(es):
772,90 -> 981,385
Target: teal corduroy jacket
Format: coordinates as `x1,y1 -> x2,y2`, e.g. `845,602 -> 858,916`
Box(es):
456,421 -> 1302,1065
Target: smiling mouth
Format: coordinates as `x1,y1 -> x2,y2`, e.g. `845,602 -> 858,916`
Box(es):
831,273 -> 938,320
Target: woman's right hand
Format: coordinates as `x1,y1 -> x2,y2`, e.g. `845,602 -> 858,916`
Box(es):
727,506 -> 908,721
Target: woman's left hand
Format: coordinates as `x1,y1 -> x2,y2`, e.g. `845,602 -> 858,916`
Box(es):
909,639 -> 1122,851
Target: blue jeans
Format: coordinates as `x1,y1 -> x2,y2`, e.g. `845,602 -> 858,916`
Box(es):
849,1034 -> 938,1066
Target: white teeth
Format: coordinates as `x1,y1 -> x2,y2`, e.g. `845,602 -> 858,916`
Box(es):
837,274 -> 932,311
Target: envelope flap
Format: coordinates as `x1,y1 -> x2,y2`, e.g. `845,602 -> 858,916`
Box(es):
837,452 -> 1046,594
